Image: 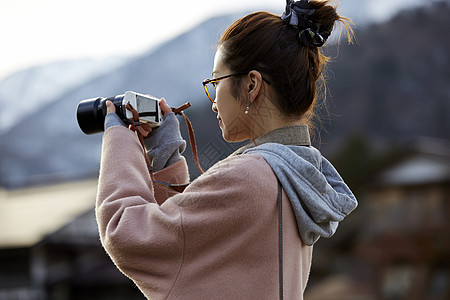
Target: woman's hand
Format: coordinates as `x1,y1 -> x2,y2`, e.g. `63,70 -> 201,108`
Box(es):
104,96 -> 185,172
143,97 -> 186,172
105,97 -> 172,133
104,101 -> 126,130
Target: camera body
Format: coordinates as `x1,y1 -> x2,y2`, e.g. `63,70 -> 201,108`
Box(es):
77,91 -> 162,135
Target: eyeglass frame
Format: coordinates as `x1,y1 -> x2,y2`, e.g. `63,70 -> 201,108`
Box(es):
202,72 -> 271,103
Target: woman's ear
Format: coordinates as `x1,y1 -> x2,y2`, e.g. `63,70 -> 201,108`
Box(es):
247,70 -> 263,104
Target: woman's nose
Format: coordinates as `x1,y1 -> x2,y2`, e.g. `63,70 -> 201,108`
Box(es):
212,102 -> 218,113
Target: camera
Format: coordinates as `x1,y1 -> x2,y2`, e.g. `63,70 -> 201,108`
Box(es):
76,91 -> 162,134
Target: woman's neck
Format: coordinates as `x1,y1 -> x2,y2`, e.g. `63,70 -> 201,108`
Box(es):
249,112 -> 308,141
248,100 -> 308,141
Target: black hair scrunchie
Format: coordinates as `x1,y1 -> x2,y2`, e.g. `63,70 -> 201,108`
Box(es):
281,0 -> 327,48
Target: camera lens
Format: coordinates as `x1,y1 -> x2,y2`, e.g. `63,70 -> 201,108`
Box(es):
76,95 -> 124,134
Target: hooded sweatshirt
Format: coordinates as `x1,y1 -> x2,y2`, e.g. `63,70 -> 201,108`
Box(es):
232,125 -> 357,246
96,119 -> 357,299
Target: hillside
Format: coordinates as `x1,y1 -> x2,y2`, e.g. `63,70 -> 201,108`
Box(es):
0,2 -> 449,188
323,1 -> 449,147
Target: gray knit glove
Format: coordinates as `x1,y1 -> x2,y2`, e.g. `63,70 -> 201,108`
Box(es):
144,112 -> 186,172
105,112 -> 126,129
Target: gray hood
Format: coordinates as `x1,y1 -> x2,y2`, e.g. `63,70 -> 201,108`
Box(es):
232,125 -> 358,246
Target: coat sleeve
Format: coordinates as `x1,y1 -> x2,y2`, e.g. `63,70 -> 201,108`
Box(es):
96,125 -> 278,297
96,126 -> 187,292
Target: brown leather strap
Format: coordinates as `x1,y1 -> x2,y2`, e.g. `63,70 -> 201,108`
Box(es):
172,103 -> 204,175
172,102 -> 191,115
125,102 -> 152,173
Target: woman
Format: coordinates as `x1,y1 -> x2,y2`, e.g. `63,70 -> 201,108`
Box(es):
97,0 -> 357,299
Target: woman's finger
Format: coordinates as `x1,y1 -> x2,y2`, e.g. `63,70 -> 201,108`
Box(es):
159,98 -> 172,116
106,101 -> 116,114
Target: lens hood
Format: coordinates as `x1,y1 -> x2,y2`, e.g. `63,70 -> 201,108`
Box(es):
76,97 -> 105,134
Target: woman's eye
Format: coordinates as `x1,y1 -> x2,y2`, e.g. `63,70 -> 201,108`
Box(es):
212,81 -> 218,88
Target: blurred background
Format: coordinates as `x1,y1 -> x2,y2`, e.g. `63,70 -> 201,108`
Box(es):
0,0 -> 449,299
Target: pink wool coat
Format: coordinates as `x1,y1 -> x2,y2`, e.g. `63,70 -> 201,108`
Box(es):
96,126 -> 313,299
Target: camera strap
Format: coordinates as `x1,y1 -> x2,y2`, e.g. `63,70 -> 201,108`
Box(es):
171,103 -> 204,175
125,101 -> 204,193
125,102 -> 153,167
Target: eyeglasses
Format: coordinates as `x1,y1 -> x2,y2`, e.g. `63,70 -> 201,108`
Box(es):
202,73 -> 271,103
202,72 -> 270,103
202,73 -> 247,103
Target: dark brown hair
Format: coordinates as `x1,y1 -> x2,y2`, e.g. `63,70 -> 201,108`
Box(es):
219,0 -> 354,121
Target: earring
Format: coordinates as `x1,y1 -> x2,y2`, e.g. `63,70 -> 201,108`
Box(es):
245,98 -> 250,114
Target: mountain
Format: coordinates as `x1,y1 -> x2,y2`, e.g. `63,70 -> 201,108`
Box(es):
0,57 -> 126,133
0,14 -> 240,188
322,0 -> 450,148
1,2 -> 449,188
0,0 -> 437,135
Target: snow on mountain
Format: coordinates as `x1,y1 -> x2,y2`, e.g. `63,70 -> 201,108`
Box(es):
0,57 -> 126,133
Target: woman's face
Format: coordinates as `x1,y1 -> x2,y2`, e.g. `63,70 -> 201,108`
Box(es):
211,47 -> 250,142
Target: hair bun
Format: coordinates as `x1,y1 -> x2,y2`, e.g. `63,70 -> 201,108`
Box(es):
281,0 -> 327,48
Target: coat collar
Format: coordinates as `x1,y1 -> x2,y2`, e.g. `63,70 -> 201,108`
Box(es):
230,124 -> 311,157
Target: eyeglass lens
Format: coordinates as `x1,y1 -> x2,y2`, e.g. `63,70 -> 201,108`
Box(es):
206,82 -> 216,102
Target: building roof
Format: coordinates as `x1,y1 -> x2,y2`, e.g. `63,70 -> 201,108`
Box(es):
0,179 -> 97,248
377,137 -> 450,187
379,155 -> 450,186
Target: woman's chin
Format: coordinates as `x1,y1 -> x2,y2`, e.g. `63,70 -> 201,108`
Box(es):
222,130 -> 249,143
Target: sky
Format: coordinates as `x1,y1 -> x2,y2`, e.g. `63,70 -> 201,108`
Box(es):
0,0 -> 281,80
0,0 -> 425,80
